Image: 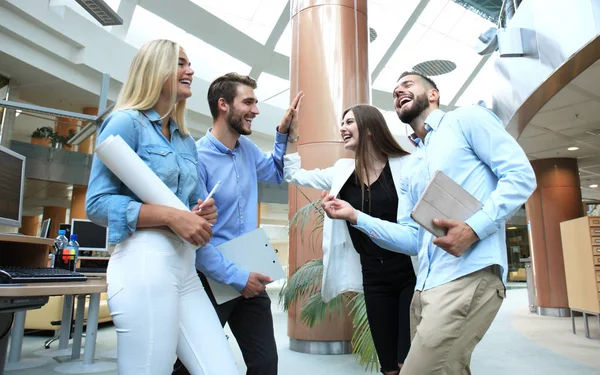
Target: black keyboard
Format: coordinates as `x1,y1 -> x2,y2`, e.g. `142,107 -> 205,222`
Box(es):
0,266 -> 88,284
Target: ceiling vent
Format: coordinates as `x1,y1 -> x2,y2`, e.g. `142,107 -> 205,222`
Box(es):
75,0 -> 123,26
412,60 -> 457,76
369,28 -> 377,43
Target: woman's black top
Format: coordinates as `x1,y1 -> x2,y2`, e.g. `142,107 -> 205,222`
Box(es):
339,161 -> 416,281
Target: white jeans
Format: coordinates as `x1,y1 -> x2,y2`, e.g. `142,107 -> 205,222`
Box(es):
106,229 -> 238,375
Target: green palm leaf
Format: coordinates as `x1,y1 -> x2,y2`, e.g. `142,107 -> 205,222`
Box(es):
299,292 -> 347,327
349,293 -> 379,372
279,259 -> 324,311
288,189 -> 324,254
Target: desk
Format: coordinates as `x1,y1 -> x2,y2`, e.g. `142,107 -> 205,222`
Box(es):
0,279 -> 110,374
0,234 -> 115,373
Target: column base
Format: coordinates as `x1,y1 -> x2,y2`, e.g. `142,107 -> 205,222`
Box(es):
289,339 -> 352,355
4,358 -> 47,371
537,306 -> 570,317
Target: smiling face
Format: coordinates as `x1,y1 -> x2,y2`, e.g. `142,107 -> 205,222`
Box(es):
393,74 -> 432,124
162,49 -> 194,103
340,110 -> 360,152
226,84 -> 259,136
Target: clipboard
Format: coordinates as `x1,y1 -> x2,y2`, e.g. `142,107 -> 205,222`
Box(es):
410,170 -> 482,237
206,228 -> 286,304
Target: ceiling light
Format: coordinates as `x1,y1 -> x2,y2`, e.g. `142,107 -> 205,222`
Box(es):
507,226 -> 517,230
74,0 -> 123,26
590,184 -> 598,188
567,146 -> 579,151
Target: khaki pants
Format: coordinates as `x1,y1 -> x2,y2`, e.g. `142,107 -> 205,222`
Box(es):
400,268 -> 505,375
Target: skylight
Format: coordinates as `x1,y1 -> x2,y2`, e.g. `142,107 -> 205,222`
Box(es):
372,0 -> 494,105
190,0 -> 289,44
125,6 -> 251,82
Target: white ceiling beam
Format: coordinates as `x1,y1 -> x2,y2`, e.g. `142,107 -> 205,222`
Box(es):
370,0 -> 430,83
111,0 -> 139,39
447,54 -> 491,107
139,0 -> 290,80
249,1 -> 290,80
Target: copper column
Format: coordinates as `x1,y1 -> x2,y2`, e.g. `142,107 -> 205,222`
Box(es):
525,158 -> 584,316
288,0 -> 370,353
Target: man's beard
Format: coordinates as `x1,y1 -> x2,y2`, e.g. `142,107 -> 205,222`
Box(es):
227,109 -> 252,136
397,93 -> 429,124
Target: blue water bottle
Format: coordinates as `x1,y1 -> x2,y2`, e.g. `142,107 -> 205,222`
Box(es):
52,230 -> 69,269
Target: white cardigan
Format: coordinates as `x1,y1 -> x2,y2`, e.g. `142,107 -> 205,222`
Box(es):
284,152 -> 416,302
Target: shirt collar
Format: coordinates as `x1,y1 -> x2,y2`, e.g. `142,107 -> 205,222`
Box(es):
142,108 -> 161,122
205,128 -> 239,154
424,109 -> 445,131
142,108 -> 179,134
408,109 -> 446,146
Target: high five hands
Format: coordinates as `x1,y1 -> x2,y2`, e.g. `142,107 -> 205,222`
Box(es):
278,91 -> 304,135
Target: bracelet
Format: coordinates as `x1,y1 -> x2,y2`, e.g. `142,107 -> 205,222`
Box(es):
287,135 -> 300,143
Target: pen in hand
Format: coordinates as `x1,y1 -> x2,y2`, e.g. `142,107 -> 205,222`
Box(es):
199,181 -> 221,211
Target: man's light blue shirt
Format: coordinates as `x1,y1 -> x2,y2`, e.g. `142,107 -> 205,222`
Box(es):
354,105 -> 537,291
194,129 -> 287,291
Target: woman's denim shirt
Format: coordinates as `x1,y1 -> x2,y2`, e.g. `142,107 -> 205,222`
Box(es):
86,109 -> 200,245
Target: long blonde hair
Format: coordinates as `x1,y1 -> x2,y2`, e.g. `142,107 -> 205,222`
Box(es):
114,39 -> 189,135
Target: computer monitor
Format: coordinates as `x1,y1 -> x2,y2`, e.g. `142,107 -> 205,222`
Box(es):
0,145 -> 26,228
70,219 -> 108,251
59,223 -> 71,238
39,218 -> 51,238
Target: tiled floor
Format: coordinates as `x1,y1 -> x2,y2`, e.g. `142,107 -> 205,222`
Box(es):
5,287 -> 600,374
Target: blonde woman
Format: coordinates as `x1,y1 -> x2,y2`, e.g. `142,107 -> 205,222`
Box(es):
86,40 -> 238,374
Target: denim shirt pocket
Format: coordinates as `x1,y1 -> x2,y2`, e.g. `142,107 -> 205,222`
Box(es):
144,145 -> 178,186
180,153 -> 199,187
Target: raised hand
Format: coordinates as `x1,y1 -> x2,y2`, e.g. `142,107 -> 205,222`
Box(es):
278,91 -> 304,134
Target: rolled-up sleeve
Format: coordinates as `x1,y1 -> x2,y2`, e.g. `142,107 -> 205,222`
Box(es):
85,111 -> 143,244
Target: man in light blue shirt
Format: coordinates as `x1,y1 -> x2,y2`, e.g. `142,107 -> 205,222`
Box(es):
173,73 -> 302,375
322,71 -> 536,374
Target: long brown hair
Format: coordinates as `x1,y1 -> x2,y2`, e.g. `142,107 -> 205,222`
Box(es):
342,104 -> 408,211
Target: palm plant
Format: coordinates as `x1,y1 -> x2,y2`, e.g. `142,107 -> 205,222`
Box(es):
280,192 -> 379,372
